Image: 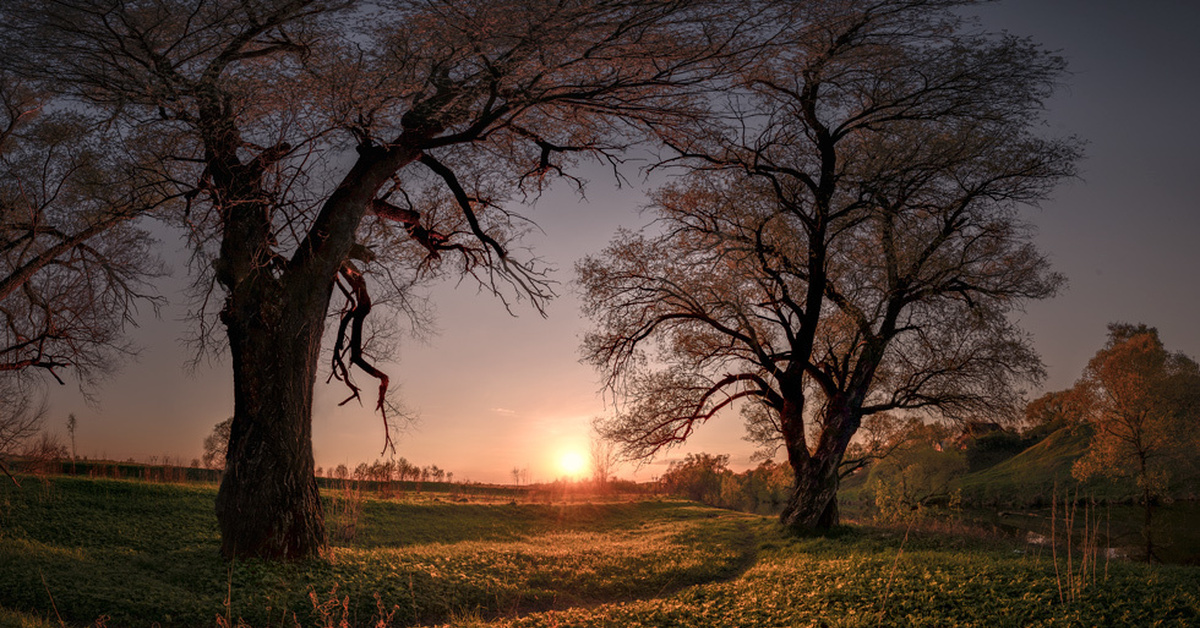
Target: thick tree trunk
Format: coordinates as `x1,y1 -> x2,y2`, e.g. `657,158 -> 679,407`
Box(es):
215,283 -> 330,560
778,395 -> 861,534
780,456 -> 841,531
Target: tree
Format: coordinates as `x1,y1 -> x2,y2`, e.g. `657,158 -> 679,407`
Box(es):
1024,389 -> 1086,431
66,412 -> 77,473
0,71 -> 162,389
659,452 -> 729,504
202,417 -> 234,471
3,0 -> 750,558
589,436 -> 618,488
581,0 -> 1078,533
1070,323 -> 1200,562
0,377 -> 46,484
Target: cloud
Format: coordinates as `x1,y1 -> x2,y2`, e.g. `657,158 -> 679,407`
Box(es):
490,407 -> 516,416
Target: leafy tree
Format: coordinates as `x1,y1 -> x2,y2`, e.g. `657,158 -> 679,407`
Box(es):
868,443 -> 966,524
660,453 -> 730,504
2,0 -> 751,558
581,0 -> 1078,533
1024,389 -> 1086,431
1070,323 -> 1200,562
202,417 -> 234,471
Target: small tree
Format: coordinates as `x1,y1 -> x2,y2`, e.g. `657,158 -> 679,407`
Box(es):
202,418 -> 234,472
589,436 -> 618,488
66,413 -> 77,472
1070,323 -> 1200,562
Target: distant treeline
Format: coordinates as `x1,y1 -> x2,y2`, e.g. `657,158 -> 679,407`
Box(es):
2,453 -> 660,503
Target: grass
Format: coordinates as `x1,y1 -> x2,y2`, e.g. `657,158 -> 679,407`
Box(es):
950,427 -> 1096,507
0,476 -> 753,627
1,475 -> 1198,627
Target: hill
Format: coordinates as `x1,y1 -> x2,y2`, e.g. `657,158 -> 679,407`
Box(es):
951,426 -> 1095,507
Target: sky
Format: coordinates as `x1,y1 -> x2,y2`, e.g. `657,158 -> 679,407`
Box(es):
38,0 -> 1200,484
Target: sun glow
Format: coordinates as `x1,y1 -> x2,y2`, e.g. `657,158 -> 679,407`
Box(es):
558,450 -> 587,478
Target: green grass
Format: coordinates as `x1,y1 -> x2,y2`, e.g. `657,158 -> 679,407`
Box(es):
950,426 -> 1096,507
2,475 -> 1198,627
468,526 -> 1200,627
0,477 -> 753,626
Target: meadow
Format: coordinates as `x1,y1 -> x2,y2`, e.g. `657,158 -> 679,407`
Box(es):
1,476 -> 1198,627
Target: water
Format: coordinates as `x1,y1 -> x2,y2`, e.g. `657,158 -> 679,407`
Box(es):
953,502 -> 1200,565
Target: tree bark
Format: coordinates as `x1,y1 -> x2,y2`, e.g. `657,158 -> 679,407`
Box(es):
780,456 -> 841,531
779,397 -> 860,533
214,280 -> 331,560
209,137 -> 424,560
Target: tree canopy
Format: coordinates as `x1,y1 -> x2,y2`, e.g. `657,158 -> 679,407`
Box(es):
0,71 -> 162,388
0,0 -> 770,558
1070,323 -> 1200,561
580,0 -> 1079,531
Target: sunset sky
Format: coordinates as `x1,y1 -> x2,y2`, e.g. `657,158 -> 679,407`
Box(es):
42,0 -> 1200,484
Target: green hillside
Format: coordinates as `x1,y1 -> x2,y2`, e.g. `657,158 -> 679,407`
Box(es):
951,427 -> 1095,507
949,425 -> 1200,508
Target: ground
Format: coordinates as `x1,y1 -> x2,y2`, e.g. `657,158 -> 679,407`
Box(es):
0,476 -> 1197,627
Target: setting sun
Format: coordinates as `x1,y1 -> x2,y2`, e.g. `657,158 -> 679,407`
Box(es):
558,450 -> 587,478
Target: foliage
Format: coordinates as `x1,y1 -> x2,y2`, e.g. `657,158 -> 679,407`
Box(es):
1070,324 -> 1200,490
656,454 -> 797,516
868,445 -> 965,524
1068,323 -> 1200,561
963,429 -> 1033,473
659,453 -> 730,505
1025,389 -> 1087,431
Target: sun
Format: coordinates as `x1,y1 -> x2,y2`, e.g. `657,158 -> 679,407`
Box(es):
558,450 -> 587,478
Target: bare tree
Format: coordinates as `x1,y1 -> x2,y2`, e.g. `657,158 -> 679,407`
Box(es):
202,417 -> 234,471
1,0 -> 755,558
581,0 -> 1078,532
0,377 -> 46,484
0,71 -> 163,390
589,435 -> 618,488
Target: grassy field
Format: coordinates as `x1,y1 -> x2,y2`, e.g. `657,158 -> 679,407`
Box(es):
1,476 -> 1198,627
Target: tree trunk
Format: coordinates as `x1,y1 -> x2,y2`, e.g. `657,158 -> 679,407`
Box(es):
215,281 -> 330,560
778,395 -> 861,534
1143,483 -> 1155,565
780,456 -> 841,531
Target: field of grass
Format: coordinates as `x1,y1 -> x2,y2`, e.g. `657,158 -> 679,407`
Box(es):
2,475 -> 1198,627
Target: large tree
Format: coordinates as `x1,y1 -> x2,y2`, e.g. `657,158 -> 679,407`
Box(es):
580,0 -> 1078,532
2,0 -> 752,558
1071,323 -> 1200,562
